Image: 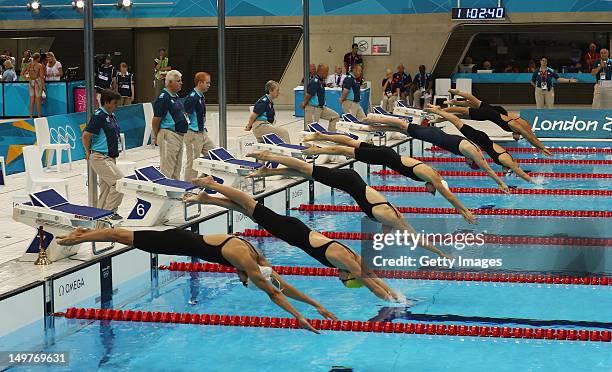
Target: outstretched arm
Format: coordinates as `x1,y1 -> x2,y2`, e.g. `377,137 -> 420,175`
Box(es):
269,272 -> 337,320
433,180 -> 477,224
505,161 -> 535,184
472,155 -> 509,193
512,122 -> 551,156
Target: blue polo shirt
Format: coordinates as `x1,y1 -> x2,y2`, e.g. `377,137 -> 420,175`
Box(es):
393,72 -> 412,92
414,72 -> 432,89
342,73 -> 361,103
153,88 -> 188,133
253,94 -> 275,123
306,75 -> 326,107
531,68 -> 560,90
184,88 -> 206,132
594,59 -> 612,81
85,107 -> 120,158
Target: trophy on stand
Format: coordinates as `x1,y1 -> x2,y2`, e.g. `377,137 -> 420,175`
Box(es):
34,226 -> 52,266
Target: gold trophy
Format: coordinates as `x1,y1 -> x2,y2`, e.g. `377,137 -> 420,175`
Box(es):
34,226 -> 52,266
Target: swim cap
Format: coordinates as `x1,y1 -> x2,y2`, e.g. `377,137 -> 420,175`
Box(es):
341,273 -> 364,289
434,180 -> 449,197
247,266 -> 281,291
467,159 -> 480,170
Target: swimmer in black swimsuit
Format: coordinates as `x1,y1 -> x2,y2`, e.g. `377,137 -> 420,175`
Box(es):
57,227 -> 335,333
300,131 -> 476,224
362,114 -> 510,193
183,177 -> 405,302
442,89 -> 552,157
241,151 -> 450,258
425,104 -> 537,184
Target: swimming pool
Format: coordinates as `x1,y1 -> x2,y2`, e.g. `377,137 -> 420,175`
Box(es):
1,139 -> 610,371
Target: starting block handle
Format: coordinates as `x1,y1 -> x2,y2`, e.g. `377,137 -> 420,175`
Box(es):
92,219 -> 115,255
184,201 -> 202,222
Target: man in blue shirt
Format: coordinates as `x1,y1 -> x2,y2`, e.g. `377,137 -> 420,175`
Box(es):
152,70 -> 187,180
245,80 -> 290,143
591,48 -> 612,109
95,55 -> 116,109
393,64 -> 412,105
300,64 -> 340,132
340,64 -> 366,120
530,57 -> 576,109
412,65 -> 433,109
183,71 -> 216,182
82,89 -> 124,220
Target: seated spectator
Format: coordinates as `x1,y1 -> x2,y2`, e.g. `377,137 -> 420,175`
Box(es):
412,65 -> 433,109
45,52 -> 63,81
458,56 -> 476,73
524,60 -> 536,73
381,68 -> 397,112
584,42 -> 600,73
2,60 -> 18,82
503,60 -> 519,73
481,60 -> 493,72
393,64 -> 412,104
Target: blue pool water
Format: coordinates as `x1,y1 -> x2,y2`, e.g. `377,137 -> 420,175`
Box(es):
2,140 -> 611,371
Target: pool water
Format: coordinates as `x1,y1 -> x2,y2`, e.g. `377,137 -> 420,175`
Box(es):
2,140 -> 611,371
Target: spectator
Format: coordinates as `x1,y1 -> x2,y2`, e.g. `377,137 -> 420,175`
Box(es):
584,42 -> 600,73
95,55 -> 116,108
183,71 -> 215,182
154,48 -> 171,97
82,89 -> 124,220
339,64 -> 366,120
245,80 -> 289,143
412,65 -> 433,109
567,57 -> 583,73
381,68 -> 397,112
524,60 -> 536,73
458,56 -> 476,73
44,52 -> 62,81
591,48 -> 612,109
23,52 -> 45,118
115,62 -> 135,106
1,50 -> 16,69
531,57 -> 577,109
301,64 -> 340,132
393,64 -> 412,104
20,50 -> 31,81
300,63 -> 316,85
2,60 -> 18,82
326,66 -> 344,88
503,60 -> 519,73
343,43 -> 363,74
481,60 -> 493,71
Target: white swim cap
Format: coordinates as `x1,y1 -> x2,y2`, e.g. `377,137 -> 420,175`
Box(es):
435,180 -> 450,197
247,266 -> 281,291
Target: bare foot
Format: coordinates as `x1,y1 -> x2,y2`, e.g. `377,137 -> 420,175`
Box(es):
302,132 -> 323,142
246,151 -> 273,161
191,175 -> 215,188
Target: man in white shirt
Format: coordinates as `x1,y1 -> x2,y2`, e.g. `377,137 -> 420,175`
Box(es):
326,66 -> 345,88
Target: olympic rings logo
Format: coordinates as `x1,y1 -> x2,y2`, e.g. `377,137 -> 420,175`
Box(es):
49,126 -> 77,150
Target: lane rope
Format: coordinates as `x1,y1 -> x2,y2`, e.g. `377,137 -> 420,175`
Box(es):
292,204 -> 612,218
236,229 -> 612,247
56,307 -> 612,342
370,185 -> 612,196
159,261 -> 612,287
414,157 -> 612,165
428,146 -> 612,154
373,169 -> 612,179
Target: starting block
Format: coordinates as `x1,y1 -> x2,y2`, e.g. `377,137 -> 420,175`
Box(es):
12,188 -> 115,262
252,133 -> 317,161
193,148 -> 266,194
116,166 -> 201,226
337,114 -> 385,144
391,101 -> 436,124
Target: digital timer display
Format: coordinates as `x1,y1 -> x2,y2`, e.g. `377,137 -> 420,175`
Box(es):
451,7 -> 506,20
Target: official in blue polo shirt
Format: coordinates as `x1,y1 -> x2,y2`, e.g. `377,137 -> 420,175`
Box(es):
95,55 -> 116,108
152,69 -> 187,180
591,48 -> 612,109
183,71 -> 216,182
530,57 -> 576,109
82,89 -> 124,220
412,65 -> 433,109
300,64 -> 340,132
245,80 -> 290,143
340,64 -> 366,120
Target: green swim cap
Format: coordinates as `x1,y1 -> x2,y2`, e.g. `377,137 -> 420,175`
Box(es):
341,274 -> 364,289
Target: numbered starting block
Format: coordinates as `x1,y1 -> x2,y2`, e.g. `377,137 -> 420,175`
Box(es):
337,113 -> 385,144
391,101 -> 435,124
193,148 -> 266,194
12,188 -> 115,262
116,166 -> 202,226
252,133 -> 317,161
